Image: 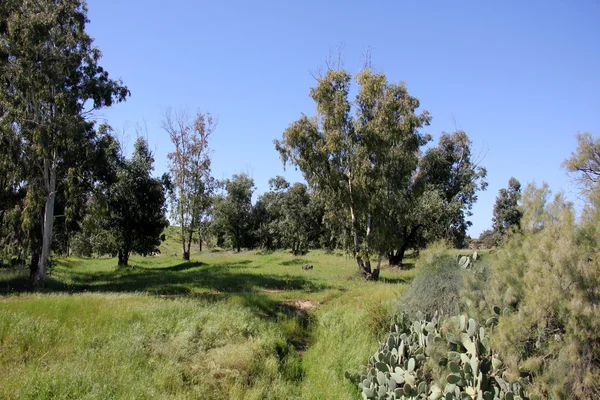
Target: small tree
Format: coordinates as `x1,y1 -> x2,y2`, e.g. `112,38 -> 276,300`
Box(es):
280,182 -> 313,255
163,108 -> 215,260
212,174 -> 255,252
103,138 -> 168,266
253,176 -> 289,250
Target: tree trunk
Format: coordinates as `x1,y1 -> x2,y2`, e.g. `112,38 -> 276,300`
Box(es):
364,215 -> 379,280
198,237 -> 202,252
388,226 -> 421,267
388,246 -> 407,267
181,224 -> 187,260
118,249 -> 129,266
28,249 -> 41,290
31,157 -> 57,289
184,226 -> 193,260
356,257 -> 379,280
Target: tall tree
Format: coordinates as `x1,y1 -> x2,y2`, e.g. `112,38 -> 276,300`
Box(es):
276,68 -> 431,280
492,177 -> 522,236
212,174 -> 255,252
385,131 -> 487,266
0,0 -> 128,287
163,108 -> 215,260
417,131 -> 488,248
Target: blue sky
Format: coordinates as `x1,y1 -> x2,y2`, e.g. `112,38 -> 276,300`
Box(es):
86,0 -> 600,237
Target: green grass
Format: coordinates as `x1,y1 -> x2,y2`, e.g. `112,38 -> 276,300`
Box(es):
0,246 -> 416,399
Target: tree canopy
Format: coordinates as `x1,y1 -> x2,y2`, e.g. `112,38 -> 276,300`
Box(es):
163,108 -> 215,260
0,0 -> 128,286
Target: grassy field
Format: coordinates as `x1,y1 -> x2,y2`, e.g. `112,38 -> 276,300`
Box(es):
0,244 -> 420,399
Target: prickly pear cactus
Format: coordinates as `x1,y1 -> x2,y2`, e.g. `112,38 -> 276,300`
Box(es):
345,312 -> 533,400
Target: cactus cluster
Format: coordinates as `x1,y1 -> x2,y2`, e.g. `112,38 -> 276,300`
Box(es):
457,251 -> 481,270
346,312 -> 535,400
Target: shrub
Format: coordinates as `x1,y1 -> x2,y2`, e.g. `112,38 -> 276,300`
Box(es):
464,188 -> 600,399
399,244 -> 467,317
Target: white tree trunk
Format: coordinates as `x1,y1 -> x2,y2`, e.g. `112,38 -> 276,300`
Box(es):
32,155 -> 57,288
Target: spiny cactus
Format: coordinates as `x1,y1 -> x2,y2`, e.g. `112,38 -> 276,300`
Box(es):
457,252 -> 484,272
345,312 -> 534,400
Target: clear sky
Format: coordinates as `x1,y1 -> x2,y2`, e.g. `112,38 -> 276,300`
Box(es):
85,0 -> 600,237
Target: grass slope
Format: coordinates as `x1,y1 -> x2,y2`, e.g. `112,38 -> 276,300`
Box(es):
0,247 -> 416,399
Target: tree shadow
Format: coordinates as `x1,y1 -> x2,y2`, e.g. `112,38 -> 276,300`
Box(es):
378,275 -> 414,285
1,260 -> 330,297
0,268 -> 77,295
160,261 -> 206,272
280,259 -> 310,266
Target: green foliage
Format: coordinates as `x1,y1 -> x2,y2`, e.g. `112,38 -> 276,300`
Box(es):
464,181 -> 600,398
163,108 -> 215,260
475,229 -> 501,250
492,177 -> 523,239
276,67 -> 431,279
253,177 -> 324,255
88,137 -> 168,265
211,173 -> 255,252
70,231 -> 92,257
346,312 -> 532,400
562,132 -> 600,195
0,0 -> 128,286
399,244 -> 467,317
415,131 -> 488,249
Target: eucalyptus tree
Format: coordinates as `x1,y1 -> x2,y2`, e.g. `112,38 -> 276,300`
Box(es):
253,176 -> 289,250
0,0 -> 128,287
212,174 -> 255,252
103,138 -> 168,266
276,68 -> 431,280
492,177 -> 522,236
383,131 -> 487,265
418,131 -> 488,248
163,108 -> 215,260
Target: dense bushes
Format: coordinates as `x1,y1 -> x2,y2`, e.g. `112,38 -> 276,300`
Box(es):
463,188 -> 600,399
355,178 -> 600,398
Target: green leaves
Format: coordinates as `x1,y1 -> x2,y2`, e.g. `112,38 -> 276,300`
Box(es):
276,67 -> 431,278
0,0 -> 129,282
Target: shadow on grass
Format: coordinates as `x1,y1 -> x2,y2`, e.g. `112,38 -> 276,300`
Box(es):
0,268 -> 75,295
0,260 -> 328,297
280,259 -> 310,266
379,275 -> 413,285
161,261 -> 206,272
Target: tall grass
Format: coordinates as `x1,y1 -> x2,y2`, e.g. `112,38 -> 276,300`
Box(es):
0,249 -> 414,399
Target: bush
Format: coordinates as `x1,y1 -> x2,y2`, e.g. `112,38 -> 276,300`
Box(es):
399,244 -> 467,317
464,189 -> 600,399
